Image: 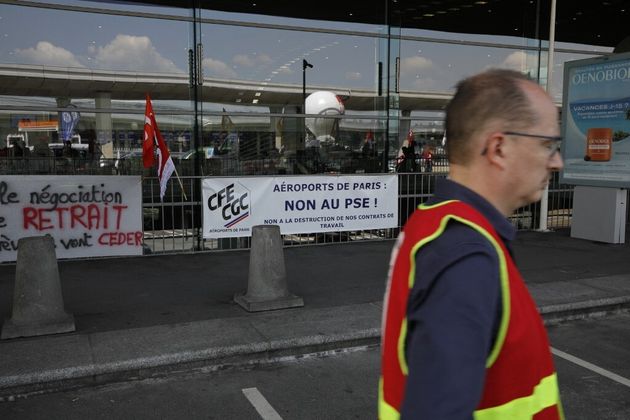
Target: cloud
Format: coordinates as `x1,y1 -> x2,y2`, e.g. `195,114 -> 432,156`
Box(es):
232,53 -> 273,67
499,51 -> 530,72
345,72 -> 362,81
400,56 -> 434,75
232,54 -> 253,67
92,34 -> 182,73
256,54 -> 273,65
203,57 -> 237,78
412,78 -> 438,90
277,66 -> 293,75
13,41 -> 84,68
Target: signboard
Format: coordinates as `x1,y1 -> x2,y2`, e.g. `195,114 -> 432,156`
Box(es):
0,176 -> 143,262
561,52 -> 630,187
202,175 -> 398,238
60,107 -> 80,142
18,120 -> 58,131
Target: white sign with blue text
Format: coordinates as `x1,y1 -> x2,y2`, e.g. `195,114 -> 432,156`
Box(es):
202,175 -> 398,238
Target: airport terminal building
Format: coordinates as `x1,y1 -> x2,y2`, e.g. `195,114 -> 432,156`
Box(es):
0,1 -> 620,170
0,0 -> 626,254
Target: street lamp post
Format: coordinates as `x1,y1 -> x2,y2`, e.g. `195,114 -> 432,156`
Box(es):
302,59 -> 313,148
302,59 -> 313,113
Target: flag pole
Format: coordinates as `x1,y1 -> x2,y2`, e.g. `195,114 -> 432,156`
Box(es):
145,93 -> 185,202
172,165 -> 187,201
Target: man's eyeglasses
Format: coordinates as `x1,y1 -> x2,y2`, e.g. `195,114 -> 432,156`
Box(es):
481,131 -> 563,157
502,131 -> 562,158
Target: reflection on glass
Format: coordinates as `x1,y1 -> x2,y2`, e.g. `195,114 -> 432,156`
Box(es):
398,42 -> 543,93
200,23 -> 380,91
0,0 -> 617,179
0,4 -> 189,73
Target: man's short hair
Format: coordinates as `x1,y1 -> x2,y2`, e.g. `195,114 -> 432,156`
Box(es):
445,69 -> 539,164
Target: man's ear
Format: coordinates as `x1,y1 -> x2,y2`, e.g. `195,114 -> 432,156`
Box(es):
482,132 -> 508,169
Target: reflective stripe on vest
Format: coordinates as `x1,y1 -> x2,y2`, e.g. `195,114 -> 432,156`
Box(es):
474,373 -> 560,420
379,200 -> 562,419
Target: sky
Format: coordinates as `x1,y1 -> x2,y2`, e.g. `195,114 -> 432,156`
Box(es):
0,2 -> 613,103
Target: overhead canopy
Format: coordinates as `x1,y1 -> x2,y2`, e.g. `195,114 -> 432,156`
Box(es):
128,0 -> 627,48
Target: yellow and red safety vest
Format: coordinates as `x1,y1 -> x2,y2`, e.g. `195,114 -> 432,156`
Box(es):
379,200 -> 563,419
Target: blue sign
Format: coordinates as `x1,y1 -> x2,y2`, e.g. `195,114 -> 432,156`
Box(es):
59,108 -> 80,142
561,52 -> 630,187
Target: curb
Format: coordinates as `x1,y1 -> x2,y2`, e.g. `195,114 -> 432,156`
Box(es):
2,297 -> 630,399
540,295 -> 630,324
1,328 -> 380,396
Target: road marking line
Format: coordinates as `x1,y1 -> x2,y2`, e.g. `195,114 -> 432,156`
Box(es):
552,347 -> 630,388
242,387 -> 284,420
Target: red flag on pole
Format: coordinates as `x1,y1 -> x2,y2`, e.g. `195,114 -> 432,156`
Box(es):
143,95 -> 156,168
143,94 -> 175,201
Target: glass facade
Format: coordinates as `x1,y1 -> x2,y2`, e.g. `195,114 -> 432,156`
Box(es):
0,0 -> 614,176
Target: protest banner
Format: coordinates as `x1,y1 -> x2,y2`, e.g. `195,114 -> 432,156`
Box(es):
202,174 -> 398,238
0,176 -> 143,262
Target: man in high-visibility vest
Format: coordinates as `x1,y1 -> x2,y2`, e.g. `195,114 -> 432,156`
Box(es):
380,69 -> 564,419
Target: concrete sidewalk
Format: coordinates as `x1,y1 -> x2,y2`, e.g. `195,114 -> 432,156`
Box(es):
1,230 -> 630,398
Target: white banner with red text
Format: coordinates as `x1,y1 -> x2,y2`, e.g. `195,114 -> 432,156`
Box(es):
202,174 -> 398,238
0,176 -> 143,262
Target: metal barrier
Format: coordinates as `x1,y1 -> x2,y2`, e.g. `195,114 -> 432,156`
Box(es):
511,171 -> 575,231
0,155 -> 579,253
139,170 -> 577,254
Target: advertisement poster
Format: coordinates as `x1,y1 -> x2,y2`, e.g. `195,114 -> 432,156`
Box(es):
561,52 -> 630,187
202,175 -> 398,238
0,176 -> 143,262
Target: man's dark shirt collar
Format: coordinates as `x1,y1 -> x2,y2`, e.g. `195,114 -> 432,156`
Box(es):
429,177 -> 517,244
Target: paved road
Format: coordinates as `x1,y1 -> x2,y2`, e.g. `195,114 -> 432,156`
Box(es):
0,347 -> 378,419
548,313 -> 630,420
1,314 -> 628,419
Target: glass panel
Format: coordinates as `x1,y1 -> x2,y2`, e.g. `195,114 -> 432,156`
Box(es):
0,4 -> 189,74
0,107 -> 195,172
398,42 -> 544,93
189,114 -> 387,176
194,15 -> 389,175
2,0 -> 613,182
197,23 -> 380,92
0,2 -> 194,175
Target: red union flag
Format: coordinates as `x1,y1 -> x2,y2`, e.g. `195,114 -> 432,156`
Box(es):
143,95 -> 156,168
143,94 -> 175,201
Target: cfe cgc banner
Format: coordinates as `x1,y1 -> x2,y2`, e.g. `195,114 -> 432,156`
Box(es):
0,175 -> 143,262
202,174 -> 398,238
